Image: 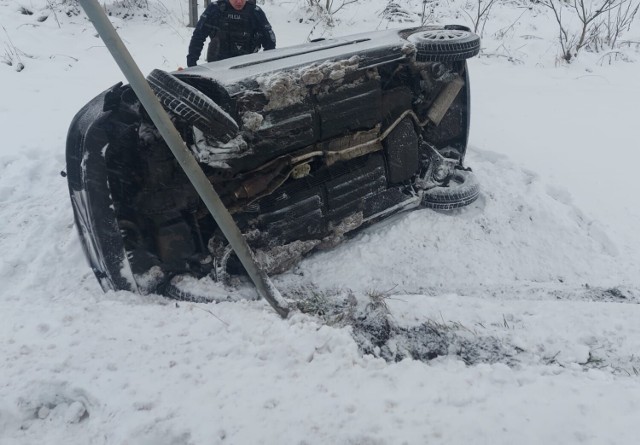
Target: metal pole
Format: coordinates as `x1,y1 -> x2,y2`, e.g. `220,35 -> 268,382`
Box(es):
77,0 -> 289,318
188,0 -> 198,27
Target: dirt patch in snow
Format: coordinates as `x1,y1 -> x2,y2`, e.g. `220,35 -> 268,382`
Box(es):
287,288 -> 519,366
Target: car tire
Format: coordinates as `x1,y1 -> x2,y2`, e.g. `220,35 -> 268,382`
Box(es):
146,69 -> 238,142
163,279 -> 212,303
407,27 -> 481,62
422,169 -> 480,210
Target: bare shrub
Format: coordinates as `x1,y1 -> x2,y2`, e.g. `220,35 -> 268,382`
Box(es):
2,26 -> 26,72
46,0 -> 63,27
42,0 -> 156,23
543,0 -> 639,62
596,50 -> 632,64
493,7 -> 530,40
115,0 -> 150,7
306,0 -> 359,26
462,0 -> 500,36
43,0 -> 82,18
381,1 -> 415,23
600,0 -> 639,48
419,0 -> 440,25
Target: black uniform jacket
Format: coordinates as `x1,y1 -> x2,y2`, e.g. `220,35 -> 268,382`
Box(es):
187,0 -> 276,66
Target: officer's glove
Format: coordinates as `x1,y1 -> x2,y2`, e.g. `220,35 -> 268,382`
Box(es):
186,56 -> 197,67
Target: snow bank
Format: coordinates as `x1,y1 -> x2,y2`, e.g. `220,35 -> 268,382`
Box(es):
1,0 -> 640,443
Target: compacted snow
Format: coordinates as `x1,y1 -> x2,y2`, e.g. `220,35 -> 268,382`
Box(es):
1,0 -> 640,443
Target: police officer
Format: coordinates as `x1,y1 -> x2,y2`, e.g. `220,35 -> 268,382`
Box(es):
187,0 -> 276,66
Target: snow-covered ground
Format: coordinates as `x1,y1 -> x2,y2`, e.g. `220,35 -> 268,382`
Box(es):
1,0 -> 640,443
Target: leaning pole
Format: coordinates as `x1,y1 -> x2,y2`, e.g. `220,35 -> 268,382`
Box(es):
77,0 -> 289,318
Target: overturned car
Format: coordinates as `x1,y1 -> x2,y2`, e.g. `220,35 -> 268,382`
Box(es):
66,25 -> 481,297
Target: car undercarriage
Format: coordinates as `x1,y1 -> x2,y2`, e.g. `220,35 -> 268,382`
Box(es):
66,26 -> 481,298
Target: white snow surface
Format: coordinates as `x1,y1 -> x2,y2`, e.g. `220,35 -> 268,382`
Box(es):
1,0 -> 640,443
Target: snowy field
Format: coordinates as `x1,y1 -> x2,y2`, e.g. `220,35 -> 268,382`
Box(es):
1,0 -> 640,443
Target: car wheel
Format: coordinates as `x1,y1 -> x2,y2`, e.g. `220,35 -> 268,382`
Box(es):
407,27 -> 481,62
422,169 -> 480,210
146,69 -> 238,142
